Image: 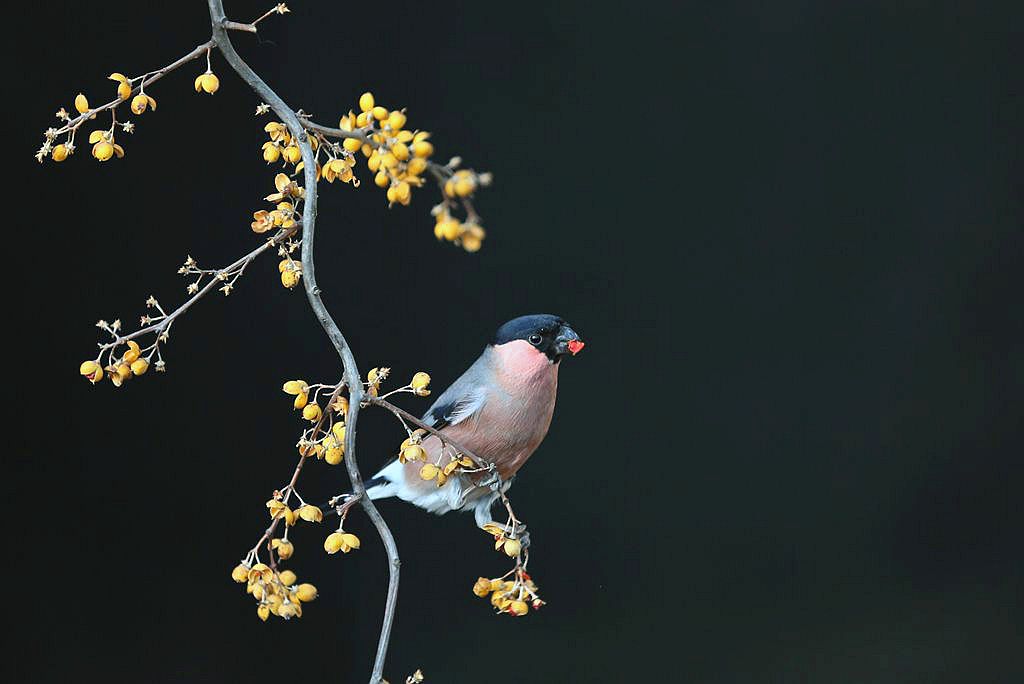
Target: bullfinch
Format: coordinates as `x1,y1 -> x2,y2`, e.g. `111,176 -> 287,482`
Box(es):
356,314 -> 583,535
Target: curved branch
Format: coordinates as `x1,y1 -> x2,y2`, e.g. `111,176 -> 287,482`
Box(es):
207,3 -> 399,682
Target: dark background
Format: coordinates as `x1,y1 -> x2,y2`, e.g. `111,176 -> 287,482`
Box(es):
9,1 -> 1023,682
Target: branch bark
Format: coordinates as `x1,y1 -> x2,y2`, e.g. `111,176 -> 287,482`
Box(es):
207,3 -> 399,682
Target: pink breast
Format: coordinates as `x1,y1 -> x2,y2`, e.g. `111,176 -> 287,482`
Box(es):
492,340 -> 551,386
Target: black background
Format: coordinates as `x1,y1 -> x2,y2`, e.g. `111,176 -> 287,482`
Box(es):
9,1 -> 1023,682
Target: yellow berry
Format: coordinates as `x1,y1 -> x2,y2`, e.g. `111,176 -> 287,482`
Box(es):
411,140 -> 433,158
440,220 -> 462,241
79,360 -> 103,383
407,157 -> 427,175
92,141 -> 114,162
74,93 -> 89,114
302,403 -> 322,422
394,181 -> 411,203
472,577 -> 492,597
122,340 -> 141,363
387,111 -> 406,130
51,144 -> 69,162
266,499 -> 288,519
298,504 -> 323,523
278,569 -> 297,586
295,583 -> 318,602
391,142 -> 409,161
231,563 -> 250,583
195,72 -> 220,94
282,380 -> 309,395
343,137 -> 362,152
402,445 -> 426,462
324,532 -> 344,554
419,463 -> 439,480
332,423 -> 346,442
371,105 -> 388,121
130,358 -> 149,376
502,538 -> 522,557
130,94 -> 149,114
263,143 -> 281,163
411,372 -> 430,390
281,269 -> 301,289
115,363 -> 132,383
358,92 -> 375,112
509,600 -> 529,616
271,538 -> 294,559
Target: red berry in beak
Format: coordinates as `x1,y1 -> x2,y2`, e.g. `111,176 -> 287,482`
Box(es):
567,339 -> 585,355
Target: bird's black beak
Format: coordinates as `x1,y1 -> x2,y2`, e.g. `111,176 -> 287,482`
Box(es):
554,324 -> 585,357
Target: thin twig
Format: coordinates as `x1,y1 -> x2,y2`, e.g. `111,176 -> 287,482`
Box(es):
49,41 -> 214,139
94,226 -> 296,356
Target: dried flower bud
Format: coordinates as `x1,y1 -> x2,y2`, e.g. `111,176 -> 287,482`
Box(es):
231,563 -> 250,583
298,504 -> 323,523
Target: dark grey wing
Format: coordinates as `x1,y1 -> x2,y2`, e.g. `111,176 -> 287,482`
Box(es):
422,353 -> 489,429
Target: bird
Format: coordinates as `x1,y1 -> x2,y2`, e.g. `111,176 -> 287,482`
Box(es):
356,314 -> 583,537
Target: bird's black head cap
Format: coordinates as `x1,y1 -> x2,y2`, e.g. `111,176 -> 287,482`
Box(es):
492,314 -> 584,362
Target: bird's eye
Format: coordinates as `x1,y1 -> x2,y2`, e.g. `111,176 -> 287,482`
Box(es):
528,334 -> 543,346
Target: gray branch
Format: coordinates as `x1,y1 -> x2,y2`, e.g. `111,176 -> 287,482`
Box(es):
207,2 -> 399,682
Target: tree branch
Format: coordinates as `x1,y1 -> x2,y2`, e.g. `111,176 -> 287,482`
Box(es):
207,3 -> 399,682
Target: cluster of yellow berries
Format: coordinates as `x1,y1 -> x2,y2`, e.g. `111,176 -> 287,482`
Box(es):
42,66 -> 220,164
415,451 -> 475,488
247,91 -> 489,251
262,495 -> 362,559
79,340 -> 150,387
231,561 -> 318,621
266,498 -> 325,528
471,571 -> 543,616
296,422 -> 346,465
433,211 -> 486,252
282,381 -> 350,464
250,173 -> 305,288
106,73 -> 157,115
340,92 -> 435,207
262,121 -> 359,186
